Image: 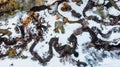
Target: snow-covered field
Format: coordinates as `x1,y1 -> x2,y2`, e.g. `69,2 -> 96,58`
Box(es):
0,0 -> 120,67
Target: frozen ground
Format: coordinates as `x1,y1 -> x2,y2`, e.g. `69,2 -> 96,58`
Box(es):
0,0 -> 120,67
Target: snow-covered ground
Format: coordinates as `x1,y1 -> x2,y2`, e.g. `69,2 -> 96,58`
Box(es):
0,0 -> 120,67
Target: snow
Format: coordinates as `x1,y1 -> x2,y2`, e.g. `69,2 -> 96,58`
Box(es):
97,58 -> 120,67
0,0 -> 120,67
46,0 -> 57,5
108,7 -> 120,16
58,0 -> 88,20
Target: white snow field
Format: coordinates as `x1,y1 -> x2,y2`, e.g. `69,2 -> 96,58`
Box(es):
0,0 -> 120,67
